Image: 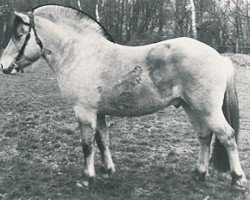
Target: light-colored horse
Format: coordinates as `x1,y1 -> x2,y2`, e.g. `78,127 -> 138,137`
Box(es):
0,5 -> 247,190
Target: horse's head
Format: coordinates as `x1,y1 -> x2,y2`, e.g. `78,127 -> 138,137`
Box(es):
1,11 -> 43,74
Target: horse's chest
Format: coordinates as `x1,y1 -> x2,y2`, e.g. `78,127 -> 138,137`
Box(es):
58,73 -> 101,106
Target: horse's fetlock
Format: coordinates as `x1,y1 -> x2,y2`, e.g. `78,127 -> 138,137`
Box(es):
192,168 -> 207,182
231,171 -> 245,183
231,171 -> 247,191
83,168 -> 95,178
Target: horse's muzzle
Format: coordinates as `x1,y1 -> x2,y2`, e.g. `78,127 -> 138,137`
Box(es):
2,66 -> 13,74
1,64 -> 10,74
2,68 -> 11,74
2,62 -> 19,74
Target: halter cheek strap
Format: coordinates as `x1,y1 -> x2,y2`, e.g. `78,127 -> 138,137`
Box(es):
5,11 -> 43,73
27,11 -> 43,50
14,25 -> 32,62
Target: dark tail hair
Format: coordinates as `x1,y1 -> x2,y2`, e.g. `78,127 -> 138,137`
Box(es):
211,71 -> 240,171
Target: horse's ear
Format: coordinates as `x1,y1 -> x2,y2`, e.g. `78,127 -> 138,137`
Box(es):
13,11 -> 29,24
11,12 -> 29,38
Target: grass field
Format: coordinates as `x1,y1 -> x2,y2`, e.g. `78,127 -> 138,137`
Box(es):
0,54 -> 249,200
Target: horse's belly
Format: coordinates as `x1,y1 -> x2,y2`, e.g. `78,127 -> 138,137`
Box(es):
98,83 -> 168,117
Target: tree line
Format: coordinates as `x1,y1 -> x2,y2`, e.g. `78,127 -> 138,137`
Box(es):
0,0 -> 249,53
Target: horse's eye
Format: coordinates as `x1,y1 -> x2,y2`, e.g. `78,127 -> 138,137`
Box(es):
14,30 -> 23,40
16,33 -> 23,39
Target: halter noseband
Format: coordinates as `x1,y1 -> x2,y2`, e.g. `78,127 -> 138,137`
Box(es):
4,11 -> 43,74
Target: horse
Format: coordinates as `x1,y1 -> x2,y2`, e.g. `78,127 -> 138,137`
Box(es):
0,5 -> 247,190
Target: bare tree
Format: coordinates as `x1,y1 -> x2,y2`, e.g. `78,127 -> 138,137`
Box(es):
77,0 -> 83,11
173,0 -> 190,37
188,0 -> 197,38
95,0 -> 100,22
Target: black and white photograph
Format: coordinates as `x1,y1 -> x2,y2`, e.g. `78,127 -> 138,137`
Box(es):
0,0 -> 249,199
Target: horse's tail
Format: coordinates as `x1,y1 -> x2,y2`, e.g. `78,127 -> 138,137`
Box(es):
211,58 -> 239,171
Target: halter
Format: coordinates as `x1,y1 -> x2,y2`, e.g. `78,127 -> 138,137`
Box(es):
3,11 -> 43,74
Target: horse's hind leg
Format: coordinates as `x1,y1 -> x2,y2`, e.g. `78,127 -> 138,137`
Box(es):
74,106 -> 96,188
95,114 -> 115,176
202,110 -> 247,189
183,104 -> 212,181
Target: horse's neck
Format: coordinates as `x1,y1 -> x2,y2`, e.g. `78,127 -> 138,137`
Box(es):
37,17 -> 106,76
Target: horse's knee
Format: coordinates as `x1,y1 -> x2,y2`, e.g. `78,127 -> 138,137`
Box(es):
79,121 -> 95,145
74,106 -> 97,145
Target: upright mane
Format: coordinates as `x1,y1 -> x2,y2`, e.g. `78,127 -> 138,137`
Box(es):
33,4 -> 114,42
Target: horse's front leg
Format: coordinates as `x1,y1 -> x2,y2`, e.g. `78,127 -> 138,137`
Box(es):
74,106 -> 97,188
95,114 -> 115,176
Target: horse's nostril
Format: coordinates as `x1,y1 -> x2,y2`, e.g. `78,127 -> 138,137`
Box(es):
0,64 -> 7,73
2,68 -> 9,74
2,65 -> 10,74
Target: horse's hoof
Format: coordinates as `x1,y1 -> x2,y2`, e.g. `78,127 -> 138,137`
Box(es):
230,184 -> 246,192
76,181 -> 89,190
79,176 -> 95,190
231,172 -> 248,192
76,182 -> 89,190
101,167 -> 116,179
101,166 -> 116,175
107,167 -> 116,175
102,173 -> 110,179
192,168 -> 207,182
